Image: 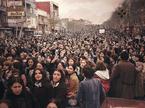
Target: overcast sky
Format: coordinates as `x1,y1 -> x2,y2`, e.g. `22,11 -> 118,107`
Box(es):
36,0 -> 124,24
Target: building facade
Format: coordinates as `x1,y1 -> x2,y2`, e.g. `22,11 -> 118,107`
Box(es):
7,0 -> 36,34
0,0 -> 7,28
36,8 -> 49,34
36,1 -> 59,31
0,0 -> 7,36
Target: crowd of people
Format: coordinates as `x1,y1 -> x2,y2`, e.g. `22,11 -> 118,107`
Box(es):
0,28 -> 145,108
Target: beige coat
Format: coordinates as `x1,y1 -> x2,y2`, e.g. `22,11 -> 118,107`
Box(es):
67,73 -> 79,98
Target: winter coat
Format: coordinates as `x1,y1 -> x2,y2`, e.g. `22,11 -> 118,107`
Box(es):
4,90 -> 35,108
49,81 -> 67,108
110,60 -> 137,99
32,80 -> 51,108
94,69 -> 110,93
77,78 -> 105,108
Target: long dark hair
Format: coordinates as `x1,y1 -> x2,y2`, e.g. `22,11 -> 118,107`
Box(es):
32,68 -> 50,86
7,76 -> 25,96
53,69 -> 65,83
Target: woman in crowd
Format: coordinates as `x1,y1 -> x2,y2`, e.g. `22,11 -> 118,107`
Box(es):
56,62 -> 66,76
65,65 -> 79,107
25,58 -> 37,89
36,62 -> 50,80
49,69 -> 67,108
31,68 -> 50,108
94,61 -> 110,93
4,76 -> 35,108
46,100 -> 58,108
134,54 -> 145,99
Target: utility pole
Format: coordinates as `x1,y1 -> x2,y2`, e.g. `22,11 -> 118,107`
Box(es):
18,0 -> 26,39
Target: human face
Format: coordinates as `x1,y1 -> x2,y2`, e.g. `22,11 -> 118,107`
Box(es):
68,59 -> 74,66
84,51 -> 89,58
53,71 -> 61,83
47,102 -> 57,108
66,66 -> 74,75
0,103 -> 8,108
36,63 -> 43,70
57,63 -> 63,70
28,59 -> 34,67
3,65 -> 9,70
34,70 -> 43,81
7,56 -> 13,62
80,60 -> 87,68
11,82 -> 23,95
20,53 -> 24,59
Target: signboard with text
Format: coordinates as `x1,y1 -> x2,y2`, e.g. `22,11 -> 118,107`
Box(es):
8,19 -> 25,24
7,1 -> 23,7
7,11 -> 25,17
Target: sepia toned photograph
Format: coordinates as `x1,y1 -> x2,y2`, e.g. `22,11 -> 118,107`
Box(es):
0,0 -> 145,108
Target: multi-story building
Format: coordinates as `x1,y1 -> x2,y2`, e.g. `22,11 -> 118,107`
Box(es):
7,0 -> 36,35
36,8 -> 49,34
0,0 -> 7,35
36,1 -> 59,31
24,0 -> 37,31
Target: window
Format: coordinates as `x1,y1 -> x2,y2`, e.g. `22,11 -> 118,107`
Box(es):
2,0 -> 6,7
0,0 -> 1,6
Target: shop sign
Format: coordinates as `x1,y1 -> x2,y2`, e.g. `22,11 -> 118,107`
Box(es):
7,11 -> 25,17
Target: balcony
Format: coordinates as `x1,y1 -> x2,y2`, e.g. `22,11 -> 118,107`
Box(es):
0,6 -> 6,12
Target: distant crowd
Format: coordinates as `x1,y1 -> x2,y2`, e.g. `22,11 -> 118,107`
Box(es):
0,28 -> 145,108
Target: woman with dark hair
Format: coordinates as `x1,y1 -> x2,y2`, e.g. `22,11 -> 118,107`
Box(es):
2,61 -> 13,81
46,99 -> 58,108
77,66 -> 105,108
36,62 -> 50,80
55,62 -> 66,79
25,58 -> 37,89
56,62 -> 66,71
49,69 -> 67,108
31,68 -> 51,108
4,76 -> 35,108
66,65 -> 79,107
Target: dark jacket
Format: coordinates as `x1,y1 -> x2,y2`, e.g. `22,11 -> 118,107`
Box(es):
32,80 -> 51,108
4,90 -> 35,108
49,82 -> 67,108
25,67 -> 34,89
0,80 -> 5,99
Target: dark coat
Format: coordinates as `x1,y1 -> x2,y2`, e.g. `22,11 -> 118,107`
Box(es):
49,82 -> 67,108
4,90 -> 35,108
0,80 -> 5,99
32,81 -> 51,108
77,78 -> 106,108
110,60 -> 137,99
25,67 -> 34,89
